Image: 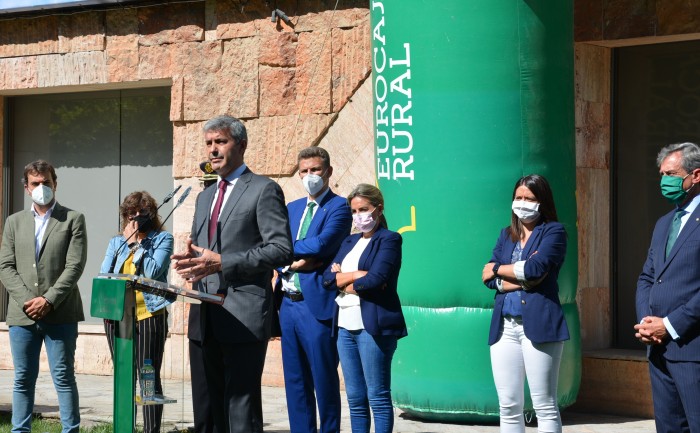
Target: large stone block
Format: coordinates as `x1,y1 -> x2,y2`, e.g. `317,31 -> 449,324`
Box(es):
172,41 -> 223,121
259,66 -> 297,117
171,178 -> 202,237
37,51 -> 107,87
575,43 -> 611,104
295,7 -> 369,32
0,57 -> 38,89
219,37 -> 260,119
170,76 -> 185,122
216,0 -> 269,39
576,100 -> 610,170
74,330 -> 114,375
575,353 -> 653,418
0,16 -> 59,58
577,287 -> 612,350
244,114 -> 335,176
173,121 -> 208,178
602,0 -> 656,40
259,32 -> 297,67
138,44 -> 172,80
296,31 -> 332,114
316,77 -> 375,197
656,0 -> 700,35
331,23 -> 371,112
262,339 -> 284,387
170,300 -> 188,336
106,7 -> 138,37
576,167 -> 610,291
138,2 -> 205,46
106,34 -> 138,83
58,12 -> 105,53
574,0 -> 603,42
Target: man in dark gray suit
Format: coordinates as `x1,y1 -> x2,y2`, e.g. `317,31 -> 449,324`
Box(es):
172,115 -> 293,433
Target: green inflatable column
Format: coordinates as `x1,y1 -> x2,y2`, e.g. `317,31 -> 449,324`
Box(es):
370,0 -> 580,421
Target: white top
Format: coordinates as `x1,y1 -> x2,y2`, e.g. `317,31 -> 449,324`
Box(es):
280,189 -> 330,293
32,201 -> 57,262
336,236 -> 371,330
210,163 -> 247,215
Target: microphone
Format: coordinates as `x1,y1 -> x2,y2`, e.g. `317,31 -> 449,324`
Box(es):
107,186 -> 184,274
158,185 -> 182,210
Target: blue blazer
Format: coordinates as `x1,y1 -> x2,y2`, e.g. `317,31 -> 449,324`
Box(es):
637,204 -> 700,361
323,226 -> 407,338
485,221 -> 569,345
277,189 -> 351,321
99,230 -> 174,313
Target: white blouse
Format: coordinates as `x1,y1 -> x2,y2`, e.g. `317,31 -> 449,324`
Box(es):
336,236 -> 372,330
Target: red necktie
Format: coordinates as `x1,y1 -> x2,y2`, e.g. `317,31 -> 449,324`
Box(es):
209,180 -> 228,243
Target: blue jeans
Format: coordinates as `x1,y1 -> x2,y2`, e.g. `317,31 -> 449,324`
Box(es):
9,322 -> 80,433
336,328 -> 397,433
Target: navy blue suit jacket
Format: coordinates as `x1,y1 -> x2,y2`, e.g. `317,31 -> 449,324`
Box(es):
323,226 -> 407,338
637,203 -> 700,361
485,221 -> 569,345
279,189 -> 351,321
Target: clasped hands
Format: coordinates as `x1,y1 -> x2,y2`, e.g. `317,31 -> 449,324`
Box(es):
634,316 -> 669,345
23,296 -> 52,321
172,239 -> 222,283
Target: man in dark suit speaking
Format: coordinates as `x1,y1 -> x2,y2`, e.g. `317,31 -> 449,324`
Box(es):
636,141 -> 700,433
172,115 -> 293,433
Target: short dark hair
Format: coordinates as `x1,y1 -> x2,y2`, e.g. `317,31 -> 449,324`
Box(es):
203,115 -> 247,145
508,174 -> 559,242
298,147 -> 331,169
23,160 -> 57,186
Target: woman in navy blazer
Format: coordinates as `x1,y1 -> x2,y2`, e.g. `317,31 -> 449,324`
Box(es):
323,184 -> 407,433
481,174 -> 569,433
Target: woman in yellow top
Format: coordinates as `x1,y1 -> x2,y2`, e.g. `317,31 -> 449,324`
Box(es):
100,191 -> 173,433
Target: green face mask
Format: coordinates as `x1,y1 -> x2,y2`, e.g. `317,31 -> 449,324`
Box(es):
660,174 -> 691,205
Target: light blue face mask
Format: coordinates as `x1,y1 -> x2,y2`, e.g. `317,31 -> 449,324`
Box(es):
660,174 -> 691,205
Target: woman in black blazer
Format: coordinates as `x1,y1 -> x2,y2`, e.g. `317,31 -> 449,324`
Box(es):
481,174 -> 569,433
323,184 -> 407,433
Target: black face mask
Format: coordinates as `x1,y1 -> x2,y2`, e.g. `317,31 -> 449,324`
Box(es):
134,214 -> 153,232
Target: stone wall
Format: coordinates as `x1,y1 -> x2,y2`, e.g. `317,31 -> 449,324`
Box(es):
571,2 -> 700,417
0,0 -> 375,381
573,1 -> 700,352
575,0 -> 700,42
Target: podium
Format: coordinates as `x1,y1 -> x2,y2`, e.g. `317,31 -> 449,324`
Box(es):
91,273 -> 223,433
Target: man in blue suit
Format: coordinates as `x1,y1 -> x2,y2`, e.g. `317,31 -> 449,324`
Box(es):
276,147 -> 351,433
636,141 -> 700,433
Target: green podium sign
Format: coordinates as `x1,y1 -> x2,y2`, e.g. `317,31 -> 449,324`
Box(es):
90,277 -> 136,433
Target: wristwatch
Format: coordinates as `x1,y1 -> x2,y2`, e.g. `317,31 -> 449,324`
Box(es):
492,263 -> 501,276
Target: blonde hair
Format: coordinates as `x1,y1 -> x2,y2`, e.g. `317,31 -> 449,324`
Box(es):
347,184 -> 388,229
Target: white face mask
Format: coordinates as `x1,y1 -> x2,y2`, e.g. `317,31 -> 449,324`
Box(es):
31,184 -> 54,206
302,173 -> 325,196
353,211 -> 377,233
512,200 -> 540,223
